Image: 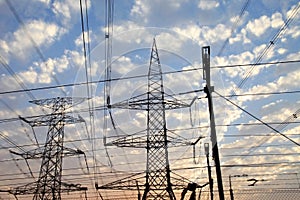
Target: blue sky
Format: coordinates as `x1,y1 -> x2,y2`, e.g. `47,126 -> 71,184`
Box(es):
0,0 -> 300,199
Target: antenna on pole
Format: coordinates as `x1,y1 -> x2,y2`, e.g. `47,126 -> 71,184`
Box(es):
202,46 -> 225,200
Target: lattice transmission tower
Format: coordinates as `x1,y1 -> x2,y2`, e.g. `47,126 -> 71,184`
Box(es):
97,39 -> 203,199
5,97 -> 88,199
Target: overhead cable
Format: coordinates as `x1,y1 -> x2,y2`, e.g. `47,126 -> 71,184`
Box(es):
0,59 -> 299,96
215,90 -> 300,147
232,2 -> 300,94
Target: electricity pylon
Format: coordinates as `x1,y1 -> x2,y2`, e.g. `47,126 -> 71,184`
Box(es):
97,39 -> 202,199
6,97 -> 88,200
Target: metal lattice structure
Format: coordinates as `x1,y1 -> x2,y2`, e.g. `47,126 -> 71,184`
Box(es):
98,39 -> 202,199
7,97 -> 88,200
141,38 -> 175,199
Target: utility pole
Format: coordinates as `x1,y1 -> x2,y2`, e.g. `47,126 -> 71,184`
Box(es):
202,46 -> 225,200
5,97 -> 88,200
204,143 -> 214,200
229,174 -> 248,200
229,175 -> 234,200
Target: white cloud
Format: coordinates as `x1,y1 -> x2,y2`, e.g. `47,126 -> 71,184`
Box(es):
52,0 -> 90,26
214,51 -> 254,78
173,23 -> 231,46
271,12 -> 284,29
18,69 -> 38,84
65,49 -> 84,68
0,75 -> 20,91
173,24 -> 201,41
0,20 -> 65,61
21,54 -> 71,84
0,40 -> 9,54
286,2 -> 300,20
38,72 -> 52,84
130,0 -> 150,22
277,48 -> 287,54
238,66 -> 300,102
261,103 -> 298,122
229,28 -> 251,44
201,24 -> 231,43
261,99 -> 283,112
156,32 -> 185,51
75,31 -> 93,48
111,56 -> 136,75
130,0 -> 188,20
112,21 -> 153,45
41,55 -> 69,74
198,0 -> 220,10
285,26 -> 300,39
246,15 -> 271,37
253,44 -> 267,57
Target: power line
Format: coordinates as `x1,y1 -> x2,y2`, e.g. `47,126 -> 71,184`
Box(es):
232,2 -> 300,94
215,90 -> 300,146
0,59 -> 299,96
0,55 -> 37,100
4,0 -> 67,97
217,0 -> 251,56
1,94 -> 300,125
223,133 -> 300,137
2,121 -> 299,150
1,158 -> 300,184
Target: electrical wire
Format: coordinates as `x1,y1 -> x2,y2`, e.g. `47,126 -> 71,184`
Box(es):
0,87 -> 300,124
4,0 -> 67,97
0,59 -> 299,96
79,0 -> 97,193
215,90 -> 300,146
1,2 -> 300,198
1,160 -> 300,185
217,0 -> 251,56
232,2 -> 300,95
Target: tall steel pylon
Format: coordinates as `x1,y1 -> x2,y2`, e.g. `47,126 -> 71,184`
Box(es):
6,97 -> 88,200
143,38 -> 175,199
97,39 -> 201,199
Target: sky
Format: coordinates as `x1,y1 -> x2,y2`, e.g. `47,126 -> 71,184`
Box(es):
0,0 -> 300,199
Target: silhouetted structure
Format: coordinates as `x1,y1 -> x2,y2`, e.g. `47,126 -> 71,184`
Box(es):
97,39 -> 200,199
6,97 -> 87,200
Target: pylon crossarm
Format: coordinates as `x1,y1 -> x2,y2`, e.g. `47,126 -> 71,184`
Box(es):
110,134 -> 147,148
60,182 -> 88,192
108,131 -> 204,148
29,97 -> 87,110
62,147 -> 85,157
20,114 -> 85,127
1,182 -> 37,195
96,172 -> 145,190
1,181 -> 88,196
111,93 -> 193,110
111,93 -> 148,110
167,136 -> 195,147
10,146 -> 85,160
170,172 -> 207,190
10,148 -> 43,159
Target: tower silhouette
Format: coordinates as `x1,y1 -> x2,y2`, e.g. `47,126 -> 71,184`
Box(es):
7,97 -> 88,200
97,39 -> 200,199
